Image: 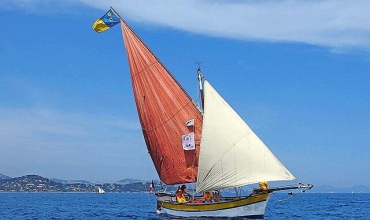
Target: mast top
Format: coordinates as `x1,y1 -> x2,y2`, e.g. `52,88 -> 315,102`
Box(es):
195,62 -> 202,74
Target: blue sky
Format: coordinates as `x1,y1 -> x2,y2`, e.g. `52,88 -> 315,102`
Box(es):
0,0 -> 369,187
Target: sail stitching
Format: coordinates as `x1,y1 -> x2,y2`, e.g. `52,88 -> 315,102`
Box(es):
199,133 -> 248,191
142,101 -> 192,132
131,60 -> 159,78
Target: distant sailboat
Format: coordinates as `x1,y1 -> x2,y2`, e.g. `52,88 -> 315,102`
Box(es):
93,7 -> 313,218
98,187 -> 105,194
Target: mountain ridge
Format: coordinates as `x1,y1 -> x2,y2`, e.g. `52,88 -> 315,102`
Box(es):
0,173 -> 369,193
0,174 -> 167,193
0,174 -> 11,180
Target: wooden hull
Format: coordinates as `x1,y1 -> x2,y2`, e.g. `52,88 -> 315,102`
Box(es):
156,193 -> 270,218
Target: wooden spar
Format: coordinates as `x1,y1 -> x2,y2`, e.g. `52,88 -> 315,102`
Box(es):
250,183 -> 313,196
269,183 -> 314,193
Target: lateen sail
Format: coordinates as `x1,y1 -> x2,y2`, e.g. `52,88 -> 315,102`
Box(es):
196,81 -> 295,193
120,21 -> 203,184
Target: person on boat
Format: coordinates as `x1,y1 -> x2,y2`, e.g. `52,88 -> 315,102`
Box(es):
180,185 -> 188,194
259,181 -> 269,191
251,181 -> 270,195
176,185 -> 188,204
203,191 -> 213,203
213,190 -> 221,202
175,186 -> 181,194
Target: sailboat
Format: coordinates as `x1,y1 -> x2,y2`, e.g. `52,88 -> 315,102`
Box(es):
93,7 -> 313,218
98,186 -> 105,194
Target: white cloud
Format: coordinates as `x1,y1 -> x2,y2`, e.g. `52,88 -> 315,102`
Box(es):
82,0 -> 370,50
2,0 -> 370,50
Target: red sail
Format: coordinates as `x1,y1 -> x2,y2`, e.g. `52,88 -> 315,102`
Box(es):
120,21 -> 203,184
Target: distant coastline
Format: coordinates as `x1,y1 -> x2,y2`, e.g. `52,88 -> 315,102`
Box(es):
0,174 -> 166,193
1,173 -> 369,193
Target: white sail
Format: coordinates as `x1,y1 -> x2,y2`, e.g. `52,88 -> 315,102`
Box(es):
196,80 -> 295,193
98,187 -> 105,194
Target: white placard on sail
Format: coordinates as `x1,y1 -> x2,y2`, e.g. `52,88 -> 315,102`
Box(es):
182,132 -> 195,150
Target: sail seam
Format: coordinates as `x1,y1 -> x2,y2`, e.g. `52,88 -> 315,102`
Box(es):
142,101 -> 192,132
131,61 -> 159,78
121,20 -> 194,102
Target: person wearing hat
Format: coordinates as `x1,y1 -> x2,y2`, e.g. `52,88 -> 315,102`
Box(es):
176,185 -> 189,203
180,185 -> 188,194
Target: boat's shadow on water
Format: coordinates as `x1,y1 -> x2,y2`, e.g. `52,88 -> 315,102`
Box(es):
174,218 -> 263,220
166,218 -> 263,220
159,215 -> 264,220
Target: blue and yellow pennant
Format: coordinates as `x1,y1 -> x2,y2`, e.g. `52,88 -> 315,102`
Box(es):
92,9 -> 120,33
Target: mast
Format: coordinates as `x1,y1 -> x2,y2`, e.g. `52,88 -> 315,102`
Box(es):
196,62 -> 204,111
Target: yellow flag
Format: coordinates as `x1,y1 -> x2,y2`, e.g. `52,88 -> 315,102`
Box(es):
92,9 -> 120,33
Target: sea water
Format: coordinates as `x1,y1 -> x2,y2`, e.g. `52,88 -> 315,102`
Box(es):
0,193 -> 369,219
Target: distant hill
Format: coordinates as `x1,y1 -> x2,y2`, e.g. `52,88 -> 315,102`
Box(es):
0,175 -> 96,192
342,185 -> 370,193
311,185 -> 370,193
0,173 -> 11,180
0,175 -> 167,193
52,178 -> 92,185
116,178 -> 143,185
1,174 -> 369,193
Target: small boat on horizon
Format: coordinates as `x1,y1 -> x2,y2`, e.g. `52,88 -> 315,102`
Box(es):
98,186 -> 105,194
